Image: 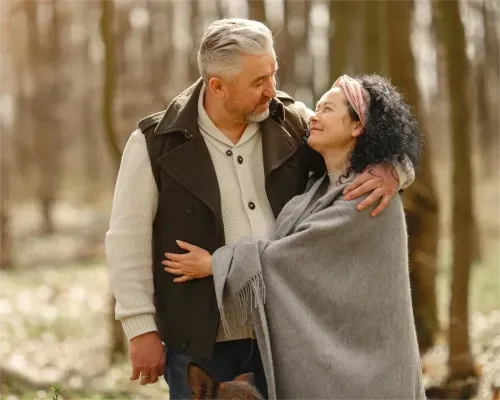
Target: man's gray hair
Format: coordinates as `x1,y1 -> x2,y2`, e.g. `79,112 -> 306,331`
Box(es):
197,19 -> 274,83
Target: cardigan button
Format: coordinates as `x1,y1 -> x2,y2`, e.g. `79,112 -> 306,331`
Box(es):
185,205 -> 195,214
226,150 -> 233,156
248,202 -> 255,210
181,339 -> 189,348
237,156 -> 243,164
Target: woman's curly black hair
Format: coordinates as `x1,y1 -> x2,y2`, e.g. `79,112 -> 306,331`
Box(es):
340,74 -> 422,182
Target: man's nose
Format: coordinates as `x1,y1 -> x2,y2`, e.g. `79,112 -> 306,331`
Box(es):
264,80 -> 277,98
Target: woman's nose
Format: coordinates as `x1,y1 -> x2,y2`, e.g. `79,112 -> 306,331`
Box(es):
309,114 -> 318,123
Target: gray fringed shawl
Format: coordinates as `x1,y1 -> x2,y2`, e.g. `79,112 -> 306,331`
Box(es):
212,174 -> 425,400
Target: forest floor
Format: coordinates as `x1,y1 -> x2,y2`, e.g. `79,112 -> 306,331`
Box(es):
0,195 -> 498,400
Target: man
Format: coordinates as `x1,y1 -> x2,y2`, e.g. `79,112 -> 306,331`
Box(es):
106,19 -> 414,399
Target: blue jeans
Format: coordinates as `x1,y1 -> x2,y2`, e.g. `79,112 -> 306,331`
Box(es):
164,339 -> 267,400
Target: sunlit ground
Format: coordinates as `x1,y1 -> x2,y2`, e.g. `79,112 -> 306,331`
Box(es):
0,198 -> 498,399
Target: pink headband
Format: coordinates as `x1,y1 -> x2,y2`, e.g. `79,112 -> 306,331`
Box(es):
332,75 -> 370,126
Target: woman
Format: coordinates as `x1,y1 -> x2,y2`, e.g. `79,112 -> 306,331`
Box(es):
163,74 -> 425,399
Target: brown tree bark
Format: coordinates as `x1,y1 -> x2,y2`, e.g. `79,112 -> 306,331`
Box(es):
363,0 -> 386,74
247,0 -> 266,23
100,0 -> 121,167
280,0 -> 304,95
24,0 -> 57,234
80,3 -> 99,197
387,0 -> 439,353
39,0 -> 63,235
188,0 -> 201,83
215,0 -> 226,19
303,0 -> 315,101
100,0 -> 127,363
0,157 -> 13,269
434,0 -> 478,384
476,0 -> 499,175
329,1 -> 352,84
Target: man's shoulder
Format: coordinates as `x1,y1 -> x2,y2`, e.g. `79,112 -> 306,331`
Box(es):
274,91 -> 312,123
137,110 -> 165,134
275,90 -> 294,106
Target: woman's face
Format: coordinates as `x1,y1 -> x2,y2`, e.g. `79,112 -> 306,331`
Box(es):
307,87 -> 363,154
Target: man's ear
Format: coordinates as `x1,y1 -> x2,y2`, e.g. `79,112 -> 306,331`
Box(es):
187,362 -> 219,399
207,76 -> 223,95
233,372 -> 255,384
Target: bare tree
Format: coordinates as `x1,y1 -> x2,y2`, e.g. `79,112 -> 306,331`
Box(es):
41,0 -> 65,232
363,0 -> 386,74
100,0 -> 121,167
280,0 -> 305,95
23,0 -> 62,234
387,0 -> 440,353
475,0 -> 499,175
247,0 -> 266,22
0,153 -> 13,269
79,3 -> 100,197
188,0 -> 201,83
329,1 -> 352,83
433,0 -> 479,387
215,0 -> 226,19
100,0 -> 127,363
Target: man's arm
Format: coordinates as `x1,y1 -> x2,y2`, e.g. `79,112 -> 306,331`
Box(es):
106,129 -> 158,339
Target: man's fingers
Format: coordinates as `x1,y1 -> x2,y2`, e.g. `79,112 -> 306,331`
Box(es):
370,195 -> 390,217
162,260 -> 183,269
176,240 -> 201,252
344,179 -> 380,201
149,368 -> 159,384
139,371 -> 151,386
173,275 -> 192,283
158,351 -> 166,377
164,266 -> 185,275
130,366 -> 140,381
164,252 -> 188,262
343,173 -> 372,195
356,189 -> 383,211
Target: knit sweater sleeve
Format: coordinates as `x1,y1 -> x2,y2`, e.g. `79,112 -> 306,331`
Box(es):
105,129 -> 159,340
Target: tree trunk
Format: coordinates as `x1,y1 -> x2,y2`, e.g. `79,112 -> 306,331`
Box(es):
0,158 -> 13,269
81,4 -> 99,198
303,0 -> 315,102
215,0 -> 226,19
100,0 -> 127,363
281,0 -> 304,95
329,1 -> 352,84
434,0 -> 477,383
247,0 -> 266,22
100,0 -> 121,167
188,0 -> 201,83
11,58 -> 32,180
39,0 -> 62,235
24,0 -> 56,234
387,0 -> 439,353
363,0 -> 386,74
476,0 -> 495,178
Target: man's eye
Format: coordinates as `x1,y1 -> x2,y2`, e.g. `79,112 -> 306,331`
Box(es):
256,80 -> 264,86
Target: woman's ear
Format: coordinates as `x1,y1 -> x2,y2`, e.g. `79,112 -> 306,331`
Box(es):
351,121 -> 364,138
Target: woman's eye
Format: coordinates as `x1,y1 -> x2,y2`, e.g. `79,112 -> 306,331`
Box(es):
324,107 -> 332,112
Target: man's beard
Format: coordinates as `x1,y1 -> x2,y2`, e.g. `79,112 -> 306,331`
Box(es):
245,108 -> 270,123
225,98 -> 271,124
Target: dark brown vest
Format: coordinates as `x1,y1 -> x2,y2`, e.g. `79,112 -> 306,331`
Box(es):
138,79 -> 324,358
